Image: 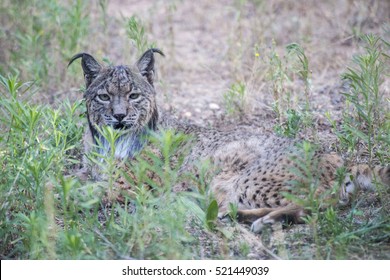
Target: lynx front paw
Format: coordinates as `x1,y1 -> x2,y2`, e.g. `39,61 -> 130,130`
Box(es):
218,211 -> 233,222
250,216 -> 275,233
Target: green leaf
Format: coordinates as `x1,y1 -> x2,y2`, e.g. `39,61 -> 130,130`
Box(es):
206,199 -> 219,229
178,196 -> 205,222
217,227 -> 234,239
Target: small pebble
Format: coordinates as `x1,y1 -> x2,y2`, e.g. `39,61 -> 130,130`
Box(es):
209,103 -> 220,110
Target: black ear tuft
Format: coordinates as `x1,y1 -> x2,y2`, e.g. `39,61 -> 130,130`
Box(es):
68,53 -> 102,88
136,48 -> 164,85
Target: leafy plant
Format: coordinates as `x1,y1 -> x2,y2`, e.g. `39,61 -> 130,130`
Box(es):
0,0 -> 91,85
223,81 -> 246,116
228,202 -> 239,222
286,43 -> 311,112
206,200 -> 219,229
268,40 -> 290,122
268,42 -> 313,138
274,108 -> 302,138
338,34 -> 389,164
126,16 -> 155,54
0,74 -> 84,258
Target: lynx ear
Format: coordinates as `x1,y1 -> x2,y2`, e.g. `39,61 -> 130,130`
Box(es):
68,53 -> 102,88
136,48 -> 164,85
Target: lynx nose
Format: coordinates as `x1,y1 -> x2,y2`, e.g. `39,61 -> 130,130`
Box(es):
114,113 -> 126,122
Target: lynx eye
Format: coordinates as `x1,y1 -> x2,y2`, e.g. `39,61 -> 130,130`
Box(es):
98,94 -> 110,102
129,93 -> 140,100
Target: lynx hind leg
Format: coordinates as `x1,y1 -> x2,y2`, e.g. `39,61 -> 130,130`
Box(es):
249,205 -> 306,234
236,208 -> 275,224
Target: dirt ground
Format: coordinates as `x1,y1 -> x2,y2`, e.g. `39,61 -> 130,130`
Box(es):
100,0 -> 388,126
64,0 -> 389,259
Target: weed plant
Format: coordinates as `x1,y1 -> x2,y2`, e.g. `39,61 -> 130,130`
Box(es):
223,81 -> 246,117
339,34 -> 389,164
0,74 -> 84,258
0,0 -> 90,85
126,16 -> 156,54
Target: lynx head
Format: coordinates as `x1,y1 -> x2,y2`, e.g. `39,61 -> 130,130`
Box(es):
69,48 -> 164,158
